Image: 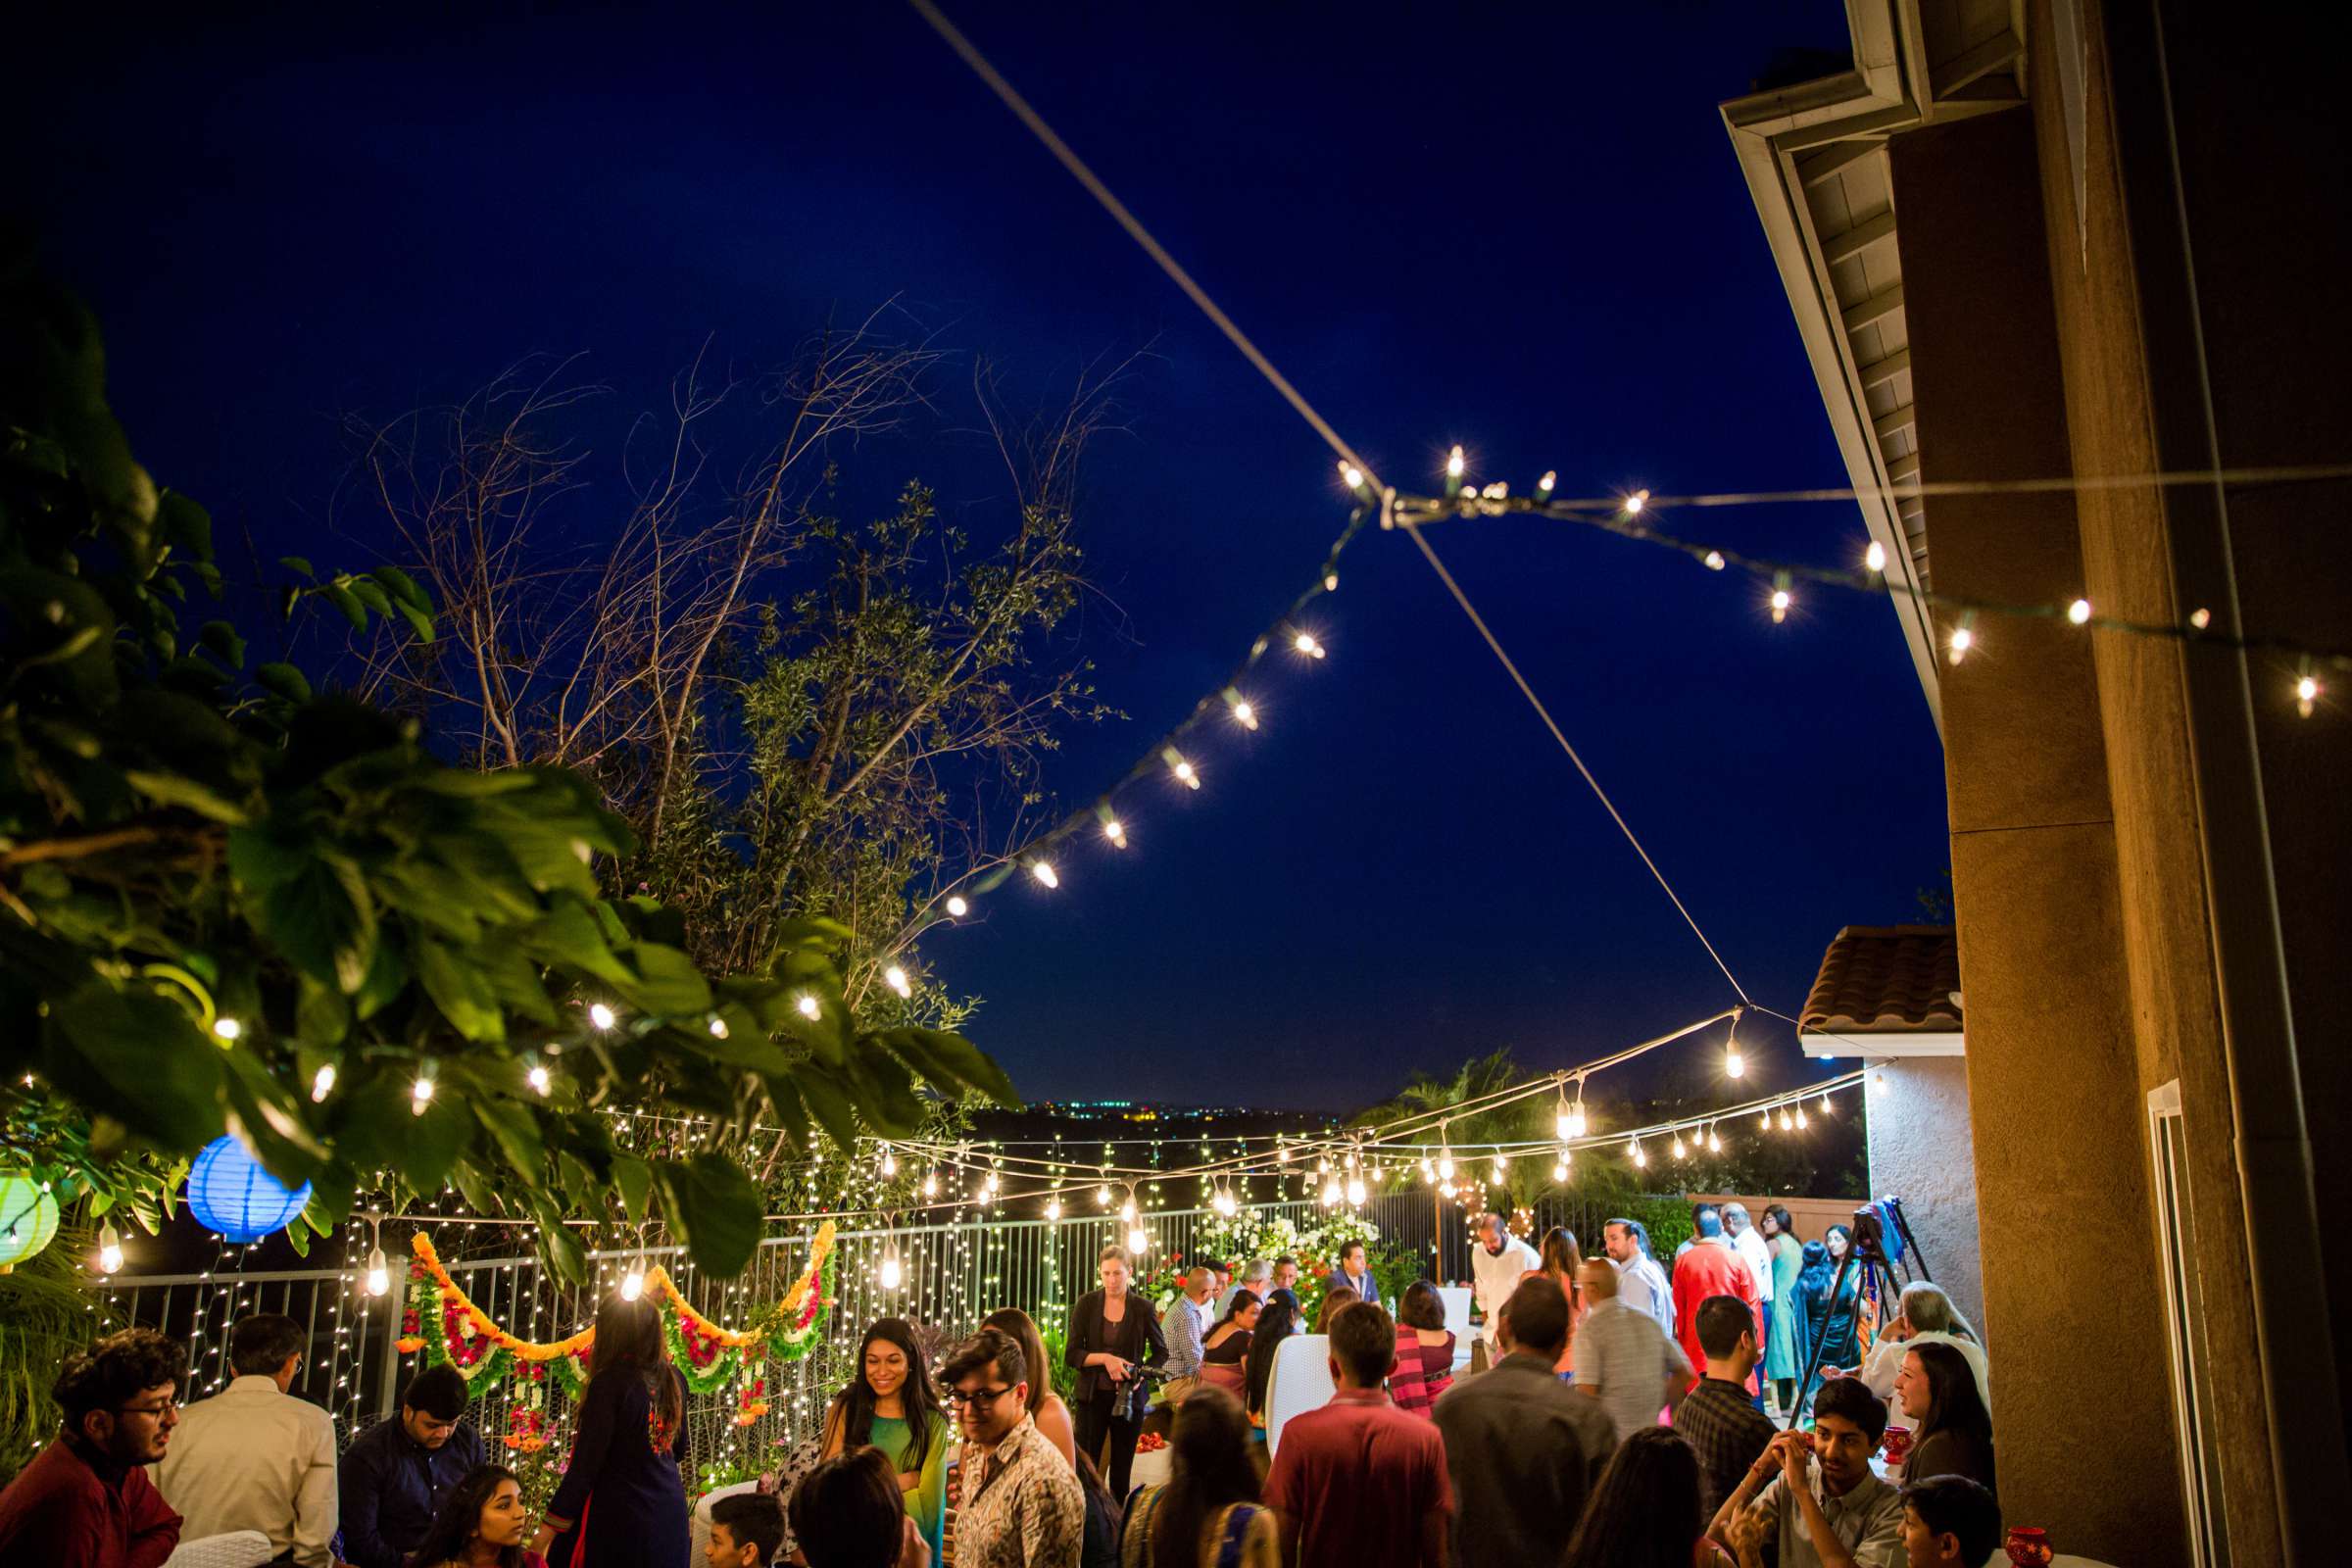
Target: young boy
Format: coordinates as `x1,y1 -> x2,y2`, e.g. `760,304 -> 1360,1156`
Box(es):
1898,1475 -> 2002,1568
707,1492 -> 786,1568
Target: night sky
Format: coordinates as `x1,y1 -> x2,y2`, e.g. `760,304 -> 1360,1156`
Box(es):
12,4 -> 1945,1112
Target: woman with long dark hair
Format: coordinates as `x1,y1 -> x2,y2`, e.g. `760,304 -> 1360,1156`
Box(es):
1894,1341 -> 1998,1494
1760,1205 -> 1805,1411
1064,1245 -> 1169,1504
819,1318 -> 950,1563
1197,1293 -> 1258,1399
407,1464 -> 544,1568
531,1294 -> 689,1567
1241,1291 -> 1298,1422
787,1447 -> 926,1568
1521,1227 -> 1585,1373
1560,1427 -> 1708,1568
981,1307 -> 1078,1467
1800,1228 -> 1861,1370
1117,1386 -> 1275,1568
1387,1281 -> 1455,1419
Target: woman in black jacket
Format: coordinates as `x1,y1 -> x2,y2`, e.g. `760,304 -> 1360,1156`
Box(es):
1064,1244 -> 1168,1503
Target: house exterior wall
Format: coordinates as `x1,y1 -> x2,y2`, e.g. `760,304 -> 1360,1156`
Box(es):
1859,1059 -> 1983,1336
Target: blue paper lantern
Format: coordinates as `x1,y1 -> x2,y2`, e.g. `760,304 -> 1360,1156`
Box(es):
186,1136 -> 312,1243
0,1172 -> 60,1268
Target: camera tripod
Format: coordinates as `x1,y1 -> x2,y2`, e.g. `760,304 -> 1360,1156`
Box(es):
1790,1199 -> 1927,1418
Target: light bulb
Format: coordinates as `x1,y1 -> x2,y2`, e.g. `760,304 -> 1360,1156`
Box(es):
211,1016 -> 242,1042
881,964 -> 912,1000
793,993 -> 819,1020
1821,1093 -> 1834,1112
1341,463 -> 1365,490
1420,1158 -> 1435,1181
1538,470 -> 1556,496
2296,674 -> 2321,716
1781,1108 -> 1795,1131
1231,700 -> 1257,730
1097,1184 -> 1112,1207
1173,760 -> 1199,789
1551,1157 -> 1568,1182
366,1247 -> 390,1298
528,1064 -> 552,1096
1760,1109 -> 1773,1130
1446,446 -> 1465,479
1797,1106 -> 1810,1129
881,1149 -> 899,1178
1568,1102 -> 1588,1140
412,1076 -> 435,1113
1030,860 -> 1059,889
98,1224 -> 123,1275
1704,551 -> 1726,571
2068,597 -> 2093,624
1120,1198 -> 1138,1223
880,1250 -> 904,1291
946,896 -> 969,918
1771,588 -> 1792,623
1708,1128 -> 1722,1153
1865,540 -> 1886,572
1294,631 -> 1325,659
922,1173 -> 939,1199
1324,572 -> 1339,592
1437,1152 -> 1455,1181
1102,819 -> 1126,847
1046,1198 -> 1062,1220
1631,1139 -> 1647,1168
1624,489 -> 1648,515
2189,608 -> 2211,630
1556,1109 -> 1574,1141
1321,1181 -> 1343,1206
1873,1071 -> 1889,1095
1948,624 -> 1974,662
1671,1133 -> 1687,1159
620,1264 -> 645,1302
589,1003 -> 616,1030
310,1064 -> 337,1102
1725,1046 -> 1745,1078
1347,1177 -> 1367,1205
1128,1226 -> 1150,1256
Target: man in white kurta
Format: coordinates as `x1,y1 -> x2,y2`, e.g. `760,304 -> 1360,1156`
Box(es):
1469,1212 -> 1542,1352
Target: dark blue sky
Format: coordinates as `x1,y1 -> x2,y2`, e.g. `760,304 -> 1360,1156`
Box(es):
13,3 -> 1945,1111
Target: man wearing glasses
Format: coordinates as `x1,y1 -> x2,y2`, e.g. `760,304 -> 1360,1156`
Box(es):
0,1327 -> 187,1566
940,1327 -> 1083,1568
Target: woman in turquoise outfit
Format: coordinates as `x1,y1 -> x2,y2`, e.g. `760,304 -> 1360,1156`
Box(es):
820,1318 -> 949,1562
1761,1204 -> 1806,1412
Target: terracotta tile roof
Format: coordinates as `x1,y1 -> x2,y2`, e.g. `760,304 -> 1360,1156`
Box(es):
1800,925 -> 1961,1033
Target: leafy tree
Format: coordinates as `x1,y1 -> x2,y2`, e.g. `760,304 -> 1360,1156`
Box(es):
0,261 -> 1014,1283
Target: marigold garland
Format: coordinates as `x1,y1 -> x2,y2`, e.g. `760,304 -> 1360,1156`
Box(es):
394,1222 -> 837,1398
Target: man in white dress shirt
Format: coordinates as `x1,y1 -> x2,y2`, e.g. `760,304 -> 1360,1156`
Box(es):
1469,1212 -> 1541,1353
1603,1217 -> 1675,1332
1723,1204 -> 1777,1319
156,1313 -> 337,1568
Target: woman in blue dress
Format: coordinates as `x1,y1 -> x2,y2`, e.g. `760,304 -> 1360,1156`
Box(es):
819,1318 -> 950,1564
532,1294 -> 690,1568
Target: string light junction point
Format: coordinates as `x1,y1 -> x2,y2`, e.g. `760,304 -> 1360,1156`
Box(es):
1102,819 -> 1126,848
1704,551 -> 1727,571
589,1003 -> 616,1031
310,1065 -> 336,1103
1865,540 -> 1887,573
1623,489 -> 1648,515
99,1223 -> 123,1275
796,994 -> 821,1020
211,1017 -> 242,1042
365,1247 -> 390,1298
2069,597 -> 2094,625
2190,608 -> 2212,630
527,1064 -> 552,1096
946,896 -> 969,918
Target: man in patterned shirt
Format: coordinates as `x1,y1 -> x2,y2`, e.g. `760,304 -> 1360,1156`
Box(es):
1159,1266 -> 1214,1405
943,1328 -> 1084,1568
1673,1296 -> 1778,1517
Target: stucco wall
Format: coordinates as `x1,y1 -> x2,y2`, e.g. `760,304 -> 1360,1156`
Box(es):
1861,1058 -> 1984,1337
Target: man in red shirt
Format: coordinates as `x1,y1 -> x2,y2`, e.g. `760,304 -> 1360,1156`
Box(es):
0,1327 -> 185,1568
1673,1208 -> 1763,1398
1264,1299 -> 1452,1567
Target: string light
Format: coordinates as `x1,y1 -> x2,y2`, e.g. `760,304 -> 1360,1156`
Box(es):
365,1242 -> 390,1298
923,1172 -> 939,1199
946,896 -> 969,918
1045,1196 -> 1062,1221
1724,1013 -> 1744,1079
1704,551 -> 1727,571
98,1223 -> 123,1275
1172,760 -> 1200,790
1446,446 -> 1466,481
211,1017 -> 242,1042
1096,1183 -> 1112,1208
1127,1224 -> 1150,1257
2068,597 -> 2094,625
2297,670 -> 2322,717
589,1003 -> 616,1031
1346,1175 -> 1367,1205
2190,608 -> 2212,630
1554,1082 -> 1573,1142
1707,1125 -> 1722,1153
880,1148 -> 899,1179
1821,1093 -> 1834,1112
708,1015 -> 729,1039
1759,1108 -> 1772,1130
1781,1107 -> 1796,1132
310,1064 -> 336,1103
527,1064 -> 552,1096
1671,1131 -> 1687,1159
1623,489 -> 1649,515
1538,470 -> 1557,497
620,1258 -> 646,1301
1293,631 -> 1326,659
879,1243 -> 904,1292
1102,819 -> 1126,847
1865,540 -> 1886,572
1771,572 -> 1794,624
1796,1104 -> 1810,1130
1226,692 -> 1259,730
1550,1152 -> 1568,1182
1630,1138 -> 1646,1168
1948,610 -> 1978,664
412,1071 -> 435,1114
796,994 -> 821,1020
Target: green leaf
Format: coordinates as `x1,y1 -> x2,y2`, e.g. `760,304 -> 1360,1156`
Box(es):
43,982 -> 223,1150
123,770 -> 248,824
371,564 -> 433,612
353,938 -> 409,1021
159,493 -> 214,559
870,1026 -> 1019,1107
399,1097 -> 471,1193
227,817 -> 310,892
279,556 -> 316,580
842,1047 -> 926,1138
794,1069 -> 862,1152
612,1154 -> 654,1223
523,900 -> 636,986
256,856 -> 377,995
473,1101 -> 545,1182
345,577 -> 394,616
413,938 -> 504,1044
538,1215 -> 589,1286
452,1155 -> 498,1216
658,1153 -> 764,1276
394,600 -> 436,643
197,620 -> 246,669
621,943 -> 711,1017
322,583 -> 368,630
295,976 -> 350,1047
255,662 -> 312,704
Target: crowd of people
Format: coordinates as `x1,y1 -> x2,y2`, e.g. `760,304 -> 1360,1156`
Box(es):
0,1212 -> 2003,1568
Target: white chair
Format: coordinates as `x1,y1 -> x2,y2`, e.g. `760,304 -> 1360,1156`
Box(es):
1263,1333 -> 1334,1457
164,1532 -> 275,1568
691,1479 -> 761,1563
1436,1286 -> 1476,1371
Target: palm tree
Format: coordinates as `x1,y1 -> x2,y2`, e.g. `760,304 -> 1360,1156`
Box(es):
1350,1049 -> 1548,1200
